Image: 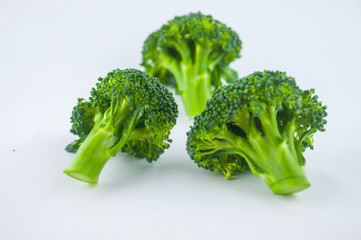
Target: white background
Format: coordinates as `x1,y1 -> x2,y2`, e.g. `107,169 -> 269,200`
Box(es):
1,0 -> 361,239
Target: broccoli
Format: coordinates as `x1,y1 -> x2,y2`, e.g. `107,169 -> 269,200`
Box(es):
141,12 -> 242,116
186,71 -> 327,195
64,69 -> 178,184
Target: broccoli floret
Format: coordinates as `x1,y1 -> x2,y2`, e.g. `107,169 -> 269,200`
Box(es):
186,71 -> 327,195
142,12 -> 242,116
64,69 -> 178,184
65,98 -> 96,153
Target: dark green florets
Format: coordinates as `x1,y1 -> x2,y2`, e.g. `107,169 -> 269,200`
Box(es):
186,70 -> 327,192
65,98 -> 96,153
69,98 -> 95,138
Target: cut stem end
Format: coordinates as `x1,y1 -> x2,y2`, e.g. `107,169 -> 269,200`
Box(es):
270,177 -> 310,195
63,170 -> 98,184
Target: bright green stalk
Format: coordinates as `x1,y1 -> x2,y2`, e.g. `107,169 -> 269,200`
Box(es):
179,71 -> 212,116
64,99 -> 143,184
231,107 -> 309,195
200,107 -> 310,195
161,41 -> 213,116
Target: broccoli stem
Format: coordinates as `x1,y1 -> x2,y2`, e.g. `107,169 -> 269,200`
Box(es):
63,122 -> 116,184
252,139 -> 310,195
219,65 -> 238,83
180,71 -> 212,116
247,108 -> 310,194
64,99 -> 143,184
210,109 -> 310,195
251,113 -> 310,194
160,42 -> 214,116
214,136 -> 310,195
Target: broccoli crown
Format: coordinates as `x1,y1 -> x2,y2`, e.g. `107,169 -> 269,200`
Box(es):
141,12 -> 242,116
186,70 -> 327,194
142,12 -> 242,79
68,68 -> 178,162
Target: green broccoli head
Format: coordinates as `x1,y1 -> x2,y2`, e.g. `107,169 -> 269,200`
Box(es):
142,12 -> 242,116
186,70 -> 327,195
65,69 -> 178,184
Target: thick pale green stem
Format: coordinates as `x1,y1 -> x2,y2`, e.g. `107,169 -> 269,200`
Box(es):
64,100 -> 142,184
64,125 -> 116,184
229,111 -> 310,194
180,71 -> 212,116
160,41 -> 214,116
222,136 -> 309,195
178,43 -> 213,116
256,140 -> 310,195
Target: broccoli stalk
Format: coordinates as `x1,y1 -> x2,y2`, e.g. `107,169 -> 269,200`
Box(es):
207,108 -> 311,194
65,69 -> 178,184
187,71 -> 327,195
142,12 -> 242,116
64,99 -> 143,184
160,50 -> 212,116
179,72 -> 211,117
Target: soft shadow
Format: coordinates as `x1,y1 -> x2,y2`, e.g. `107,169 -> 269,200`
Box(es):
97,151 -> 156,190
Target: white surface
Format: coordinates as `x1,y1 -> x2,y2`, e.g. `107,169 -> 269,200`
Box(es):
1,0 -> 361,239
